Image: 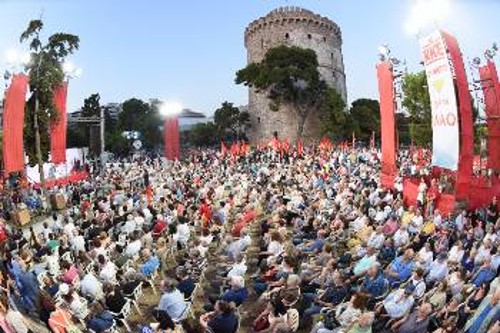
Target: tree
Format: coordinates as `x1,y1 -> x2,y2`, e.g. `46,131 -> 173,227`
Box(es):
349,99 -> 380,142
319,87 -> 347,140
213,102 -> 250,141
402,71 -> 432,147
20,19 -> 79,191
118,98 -> 150,131
236,45 -> 328,139
80,93 -> 102,155
81,93 -> 101,117
187,122 -> 219,147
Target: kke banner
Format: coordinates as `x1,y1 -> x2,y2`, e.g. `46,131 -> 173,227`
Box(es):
420,31 -> 460,171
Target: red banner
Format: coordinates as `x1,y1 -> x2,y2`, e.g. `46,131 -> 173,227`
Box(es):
50,83 -> 68,164
479,60 -> 500,171
441,32 -> 473,201
2,74 -> 28,173
376,61 -> 397,189
164,117 -> 180,160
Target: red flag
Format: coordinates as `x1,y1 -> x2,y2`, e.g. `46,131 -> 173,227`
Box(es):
221,141 -> 227,157
269,137 -> 279,151
297,139 -> 304,156
2,74 -> 28,173
51,82 -> 69,164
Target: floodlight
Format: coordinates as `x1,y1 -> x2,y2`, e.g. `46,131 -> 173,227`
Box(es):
5,49 -> 18,65
160,101 -> 183,117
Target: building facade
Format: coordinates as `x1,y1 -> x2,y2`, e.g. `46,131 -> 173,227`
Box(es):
244,6 -> 347,142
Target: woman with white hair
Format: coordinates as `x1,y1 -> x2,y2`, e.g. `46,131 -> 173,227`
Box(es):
220,276 -> 248,306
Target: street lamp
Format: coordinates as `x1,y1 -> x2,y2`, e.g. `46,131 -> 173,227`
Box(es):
160,101 -> 182,161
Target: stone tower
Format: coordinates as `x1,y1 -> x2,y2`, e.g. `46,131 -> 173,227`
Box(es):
244,6 -> 347,143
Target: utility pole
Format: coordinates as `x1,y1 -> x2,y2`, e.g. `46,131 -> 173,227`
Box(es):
100,106 -> 106,172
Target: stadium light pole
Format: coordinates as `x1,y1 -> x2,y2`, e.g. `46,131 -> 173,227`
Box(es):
160,101 -> 182,161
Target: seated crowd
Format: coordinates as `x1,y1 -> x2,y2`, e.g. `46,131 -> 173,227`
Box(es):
0,146 -> 498,333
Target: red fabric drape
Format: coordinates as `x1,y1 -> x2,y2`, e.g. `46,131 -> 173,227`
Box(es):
479,60 -> 500,171
376,62 -> 397,189
50,83 -> 68,164
2,74 -> 28,173
164,117 -> 180,160
441,32 -> 474,201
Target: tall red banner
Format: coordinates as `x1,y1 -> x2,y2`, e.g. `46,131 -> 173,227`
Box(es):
479,60 -> 500,171
50,83 -> 68,164
2,74 -> 28,173
441,32 -> 474,201
164,117 -> 180,160
376,61 -> 396,189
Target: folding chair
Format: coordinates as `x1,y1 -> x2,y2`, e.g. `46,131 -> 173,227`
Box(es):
61,251 -> 73,263
124,283 -> 143,315
37,271 -> 48,288
287,308 -> 300,332
108,299 -> 133,332
148,268 -> 159,295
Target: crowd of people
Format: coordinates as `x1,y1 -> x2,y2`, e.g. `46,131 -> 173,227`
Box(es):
0,144 -> 498,333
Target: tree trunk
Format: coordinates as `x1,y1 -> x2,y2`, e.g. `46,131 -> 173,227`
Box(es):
296,111 -> 307,141
34,97 -> 47,196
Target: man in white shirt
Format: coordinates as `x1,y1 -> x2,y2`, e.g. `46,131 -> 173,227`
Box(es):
227,255 -> 247,278
125,235 -> 142,258
99,257 -> 117,284
408,209 -> 424,235
393,226 -> 410,249
81,269 -> 104,301
426,253 -> 449,284
173,221 -> 190,246
367,227 -> 385,250
121,215 -> 137,235
70,230 -> 86,253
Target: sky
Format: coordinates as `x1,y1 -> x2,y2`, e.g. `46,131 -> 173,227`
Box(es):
0,0 -> 499,115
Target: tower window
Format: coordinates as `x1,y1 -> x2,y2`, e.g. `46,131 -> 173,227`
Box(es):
307,34 -> 312,39
331,53 -> 334,58
285,33 -> 289,39
261,39 -> 264,49
323,37 -> 327,42
257,117 -> 261,124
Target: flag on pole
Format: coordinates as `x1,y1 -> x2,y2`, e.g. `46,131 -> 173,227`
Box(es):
221,141 -> 227,157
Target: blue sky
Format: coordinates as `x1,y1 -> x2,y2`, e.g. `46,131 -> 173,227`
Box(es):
1,0 -> 499,114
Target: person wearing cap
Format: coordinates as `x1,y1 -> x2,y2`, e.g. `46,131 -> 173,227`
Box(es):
377,284 -> 415,320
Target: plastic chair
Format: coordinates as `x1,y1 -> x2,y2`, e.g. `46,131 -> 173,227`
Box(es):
108,299 -> 133,332
287,308 -> 300,332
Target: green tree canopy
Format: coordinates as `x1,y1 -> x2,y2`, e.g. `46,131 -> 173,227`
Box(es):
119,98 -> 150,131
187,122 -> 219,147
349,98 -> 380,143
236,45 -> 329,139
20,19 -> 79,168
402,71 -> 432,147
319,87 -> 347,140
213,102 -> 250,140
